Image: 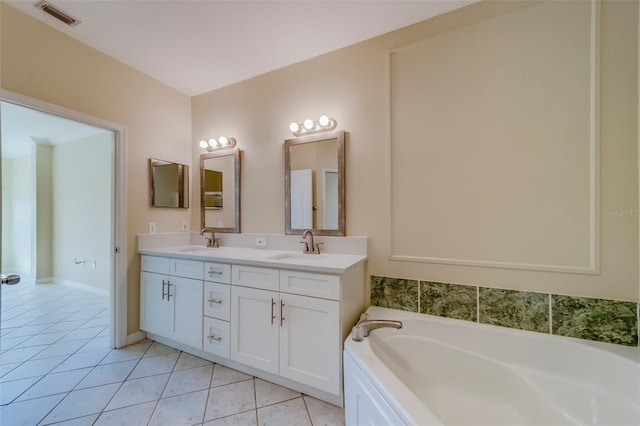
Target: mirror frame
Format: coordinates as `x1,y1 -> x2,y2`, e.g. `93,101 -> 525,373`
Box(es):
200,148 -> 241,233
284,130 -> 345,236
149,158 -> 189,208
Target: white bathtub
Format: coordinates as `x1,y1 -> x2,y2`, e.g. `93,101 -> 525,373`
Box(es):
344,306 -> 640,426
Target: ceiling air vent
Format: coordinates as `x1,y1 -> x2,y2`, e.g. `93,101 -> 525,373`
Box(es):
35,1 -> 80,26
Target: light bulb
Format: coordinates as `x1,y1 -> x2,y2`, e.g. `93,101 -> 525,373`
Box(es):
289,122 -> 300,133
208,138 -> 218,147
199,140 -> 208,149
219,136 -> 228,146
303,119 -> 314,130
318,115 -> 330,127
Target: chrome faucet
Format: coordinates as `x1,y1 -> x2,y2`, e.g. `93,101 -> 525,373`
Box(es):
300,229 -> 323,254
352,315 -> 403,341
200,227 -> 219,248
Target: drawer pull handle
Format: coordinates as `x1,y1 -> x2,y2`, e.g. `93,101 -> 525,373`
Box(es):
207,327 -> 222,342
271,298 -> 276,325
162,280 -> 167,300
167,282 -> 173,301
280,300 -> 285,326
208,291 -> 223,306
208,269 -> 223,276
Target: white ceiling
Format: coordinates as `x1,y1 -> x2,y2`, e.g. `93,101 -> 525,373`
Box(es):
6,0 -> 476,96
1,102 -> 108,158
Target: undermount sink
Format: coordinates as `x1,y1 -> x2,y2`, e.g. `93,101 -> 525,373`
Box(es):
176,246 -> 213,253
268,253 -> 327,261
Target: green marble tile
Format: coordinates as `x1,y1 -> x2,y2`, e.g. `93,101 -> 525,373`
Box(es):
479,288 -> 549,333
370,276 -> 419,312
552,296 -> 638,346
420,282 -> 477,321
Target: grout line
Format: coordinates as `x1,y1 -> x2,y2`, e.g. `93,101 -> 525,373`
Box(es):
476,286 -> 480,323
549,293 -> 553,335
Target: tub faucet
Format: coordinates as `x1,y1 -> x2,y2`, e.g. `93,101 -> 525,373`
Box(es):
200,227 -> 219,248
352,319 -> 403,342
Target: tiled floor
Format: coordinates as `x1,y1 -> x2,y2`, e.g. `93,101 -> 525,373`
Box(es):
0,280 -> 345,425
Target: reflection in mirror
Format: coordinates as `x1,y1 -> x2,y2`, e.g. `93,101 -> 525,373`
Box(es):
150,158 -> 189,208
285,130 -> 345,236
200,148 -> 240,233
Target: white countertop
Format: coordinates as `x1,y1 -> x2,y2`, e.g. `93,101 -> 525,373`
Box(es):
139,245 -> 367,274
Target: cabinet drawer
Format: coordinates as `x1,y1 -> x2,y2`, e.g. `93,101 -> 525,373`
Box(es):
204,262 -> 231,284
170,259 -> 204,280
141,255 -> 170,274
232,265 -> 279,291
280,270 -> 340,300
203,317 -> 230,359
204,282 -> 231,321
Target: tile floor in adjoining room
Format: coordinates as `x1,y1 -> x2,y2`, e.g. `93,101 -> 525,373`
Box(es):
0,280 -> 345,425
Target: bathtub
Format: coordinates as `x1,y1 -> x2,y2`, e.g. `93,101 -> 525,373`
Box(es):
344,306 -> 640,426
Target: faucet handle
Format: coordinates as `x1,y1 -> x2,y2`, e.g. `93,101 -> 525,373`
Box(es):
299,241 -> 310,252
314,242 -> 324,254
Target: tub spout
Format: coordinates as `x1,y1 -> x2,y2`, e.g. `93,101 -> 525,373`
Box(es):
352,319 -> 402,341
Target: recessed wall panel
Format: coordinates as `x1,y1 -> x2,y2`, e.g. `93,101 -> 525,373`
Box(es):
389,1 -> 598,273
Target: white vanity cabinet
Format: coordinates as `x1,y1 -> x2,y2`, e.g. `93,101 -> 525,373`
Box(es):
138,248 -> 365,407
203,262 -> 232,358
140,256 -> 203,349
230,265 -> 343,395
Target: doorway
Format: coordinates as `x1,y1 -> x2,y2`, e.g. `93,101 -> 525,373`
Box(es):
1,90 -> 127,348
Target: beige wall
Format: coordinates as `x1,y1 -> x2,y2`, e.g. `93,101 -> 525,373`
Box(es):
34,143 -> 53,280
1,3 -> 192,333
1,155 -> 32,274
53,132 -> 113,291
192,0 -> 639,302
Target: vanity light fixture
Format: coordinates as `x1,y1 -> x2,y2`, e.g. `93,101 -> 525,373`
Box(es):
288,115 -> 337,136
198,136 -> 237,152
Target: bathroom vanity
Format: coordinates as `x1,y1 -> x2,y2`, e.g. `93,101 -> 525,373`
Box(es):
138,242 -> 366,406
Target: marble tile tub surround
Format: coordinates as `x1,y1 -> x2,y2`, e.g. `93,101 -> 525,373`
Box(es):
370,276 -> 639,347
138,232 -> 368,256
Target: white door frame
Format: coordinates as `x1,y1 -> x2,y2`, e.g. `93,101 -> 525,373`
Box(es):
1,89 -> 128,349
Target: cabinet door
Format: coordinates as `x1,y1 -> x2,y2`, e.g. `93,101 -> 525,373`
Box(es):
279,294 -> 340,395
169,276 -> 203,349
230,286 -> 279,374
140,272 -> 172,337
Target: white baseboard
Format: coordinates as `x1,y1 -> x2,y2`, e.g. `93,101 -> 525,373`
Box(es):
52,278 -> 109,297
36,277 -> 53,284
126,331 -> 146,346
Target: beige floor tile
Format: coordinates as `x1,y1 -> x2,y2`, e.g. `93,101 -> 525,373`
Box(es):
41,383 -> 120,424
257,397 -> 311,426
128,352 -> 179,379
0,393 -> 66,426
304,395 -> 345,426
75,360 -> 137,389
205,380 -> 256,421
255,378 -> 301,407
105,373 -> 170,411
211,364 -> 252,387
16,367 -> 93,401
174,351 -> 213,371
203,410 -> 258,426
149,389 -> 209,425
94,401 -> 156,426
163,364 -> 213,398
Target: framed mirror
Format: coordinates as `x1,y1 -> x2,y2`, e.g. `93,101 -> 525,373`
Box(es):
200,148 -> 241,232
150,158 -> 189,208
285,130 -> 345,236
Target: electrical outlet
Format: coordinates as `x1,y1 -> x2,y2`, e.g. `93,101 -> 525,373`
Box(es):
255,237 -> 266,248
148,222 -> 157,234
181,221 -> 188,232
